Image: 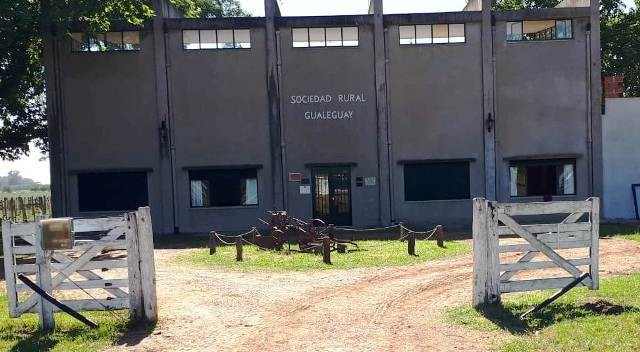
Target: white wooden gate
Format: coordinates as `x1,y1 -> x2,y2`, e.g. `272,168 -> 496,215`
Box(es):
2,207 -> 157,329
472,198 -> 599,307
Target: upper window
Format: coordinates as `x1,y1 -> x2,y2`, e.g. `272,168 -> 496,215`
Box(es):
404,161 -> 470,201
292,27 -> 359,48
71,31 -> 140,52
399,24 -> 465,45
507,19 -> 573,41
78,171 -> 149,212
189,169 -> 258,207
509,159 -> 576,197
183,29 -> 251,50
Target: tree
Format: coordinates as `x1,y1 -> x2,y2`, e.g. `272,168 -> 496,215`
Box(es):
601,1 -> 640,96
0,0 -> 247,161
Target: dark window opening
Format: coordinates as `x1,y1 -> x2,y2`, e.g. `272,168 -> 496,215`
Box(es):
189,169 -> 258,207
509,159 -> 576,197
404,162 -> 470,201
78,172 -> 148,212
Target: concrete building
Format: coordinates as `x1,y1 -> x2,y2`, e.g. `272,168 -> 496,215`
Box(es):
603,97 -> 640,220
44,0 -> 602,234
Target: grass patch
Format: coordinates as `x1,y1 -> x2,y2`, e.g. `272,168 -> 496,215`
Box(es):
601,223 -> 640,242
446,272 -> 640,352
0,292 -> 139,352
176,240 -> 470,271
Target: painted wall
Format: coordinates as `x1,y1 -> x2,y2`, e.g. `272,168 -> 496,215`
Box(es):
57,29 -> 168,230
278,22 -> 381,227
602,98 -> 640,219
166,27 -> 274,232
386,22 -> 485,227
494,17 -> 592,202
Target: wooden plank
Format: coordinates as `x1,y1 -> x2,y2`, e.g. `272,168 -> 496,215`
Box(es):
500,258 -> 591,272
472,198 -> 488,307
537,230 -> 592,243
71,240 -> 127,252
16,228 -> 125,315
500,277 -> 589,293
13,246 -> 36,254
496,222 -> 591,236
17,279 -> 129,293
3,221 -> 19,317
35,223 -> 55,331
497,201 -> 591,216
15,234 -> 35,243
499,240 -> 591,253
498,214 -> 592,286
136,207 -> 158,322
73,217 -> 126,233
15,260 -> 128,274
50,252 -> 129,299
7,223 -> 36,237
590,197 -> 600,290
26,298 -> 129,313
126,212 -> 143,321
500,251 -> 538,282
472,198 -> 500,307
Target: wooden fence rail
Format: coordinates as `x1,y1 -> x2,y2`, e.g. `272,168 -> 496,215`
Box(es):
472,197 -> 599,307
2,207 -> 157,331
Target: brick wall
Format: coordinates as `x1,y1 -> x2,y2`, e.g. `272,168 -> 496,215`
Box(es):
603,75 -> 624,98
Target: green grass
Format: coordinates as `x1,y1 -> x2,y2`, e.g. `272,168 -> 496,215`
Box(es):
601,223 -> 640,242
0,292 -> 143,352
176,240 -> 470,271
446,272 -> 640,352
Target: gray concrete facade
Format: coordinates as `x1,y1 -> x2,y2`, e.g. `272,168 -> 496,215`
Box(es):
44,1 -> 602,233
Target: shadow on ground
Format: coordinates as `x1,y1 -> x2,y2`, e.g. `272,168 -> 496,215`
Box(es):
477,299 -> 637,333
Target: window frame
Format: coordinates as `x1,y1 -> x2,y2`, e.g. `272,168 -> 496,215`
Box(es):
70,31 -> 141,53
291,26 -> 360,48
508,159 -> 577,198
188,168 -> 260,209
506,19 -> 574,42
181,28 -> 252,51
398,23 -> 467,46
402,161 -> 471,202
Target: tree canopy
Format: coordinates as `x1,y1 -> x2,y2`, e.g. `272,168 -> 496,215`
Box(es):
0,0 -> 246,161
1,1 -> 639,160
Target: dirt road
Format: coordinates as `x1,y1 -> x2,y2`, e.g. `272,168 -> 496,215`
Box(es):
111,238 -> 640,352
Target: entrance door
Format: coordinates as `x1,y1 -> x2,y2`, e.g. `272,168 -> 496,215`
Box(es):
312,167 -> 352,226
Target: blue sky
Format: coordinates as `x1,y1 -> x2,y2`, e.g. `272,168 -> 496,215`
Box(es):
0,0 -> 636,184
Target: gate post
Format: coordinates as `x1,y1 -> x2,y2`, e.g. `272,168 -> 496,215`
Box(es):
35,221 -> 55,331
589,197 -> 600,290
126,212 -> 143,321
472,198 -> 500,307
136,207 -> 158,323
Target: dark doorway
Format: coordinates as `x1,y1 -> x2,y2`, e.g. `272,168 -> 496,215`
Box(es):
312,167 -> 352,226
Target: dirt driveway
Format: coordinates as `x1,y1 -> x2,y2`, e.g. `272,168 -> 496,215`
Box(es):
110,238 -> 640,352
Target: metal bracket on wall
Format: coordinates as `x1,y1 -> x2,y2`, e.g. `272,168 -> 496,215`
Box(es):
486,113 -> 494,133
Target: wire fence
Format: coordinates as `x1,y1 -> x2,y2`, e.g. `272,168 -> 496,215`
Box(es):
0,195 -> 51,223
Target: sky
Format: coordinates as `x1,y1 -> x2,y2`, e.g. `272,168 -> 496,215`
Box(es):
0,0 -> 636,185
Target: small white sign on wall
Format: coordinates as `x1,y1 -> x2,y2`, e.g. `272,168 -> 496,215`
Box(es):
300,185 -> 311,195
365,177 -> 377,186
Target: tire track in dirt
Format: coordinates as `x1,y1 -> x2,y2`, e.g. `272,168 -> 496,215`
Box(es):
109,238 -> 640,352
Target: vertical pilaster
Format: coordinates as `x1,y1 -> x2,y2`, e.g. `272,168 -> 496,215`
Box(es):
151,0 -> 176,233
481,0 -> 497,201
265,0 -> 285,210
589,0 -> 603,199
372,0 -> 392,225
42,0 -> 68,217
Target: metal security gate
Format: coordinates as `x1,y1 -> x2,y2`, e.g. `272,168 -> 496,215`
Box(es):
312,167 -> 352,226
